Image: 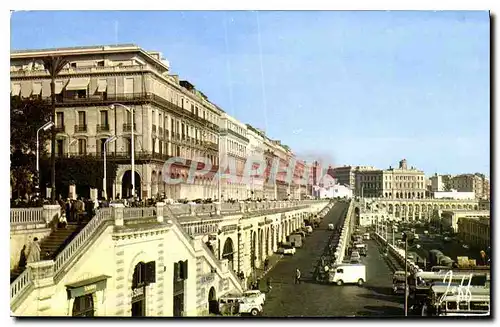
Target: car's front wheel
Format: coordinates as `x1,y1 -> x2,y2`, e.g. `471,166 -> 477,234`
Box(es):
250,308 -> 259,316
336,280 -> 343,286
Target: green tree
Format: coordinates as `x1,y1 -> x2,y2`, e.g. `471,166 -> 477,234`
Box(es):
39,157 -> 118,197
10,96 -> 52,198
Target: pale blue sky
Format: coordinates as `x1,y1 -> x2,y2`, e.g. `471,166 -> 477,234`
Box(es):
10,11 -> 490,176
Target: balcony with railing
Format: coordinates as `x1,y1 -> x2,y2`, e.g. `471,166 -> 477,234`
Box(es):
158,127 -> 163,139
74,124 -> 87,133
123,123 -> 136,133
96,124 -> 110,133
54,125 -> 65,133
152,125 -> 157,136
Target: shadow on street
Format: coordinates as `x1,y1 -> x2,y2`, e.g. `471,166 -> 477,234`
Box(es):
356,292 -> 403,305
356,305 -> 404,317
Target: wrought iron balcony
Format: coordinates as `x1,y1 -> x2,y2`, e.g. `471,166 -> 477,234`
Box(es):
123,123 -> 136,132
74,124 -> 87,133
54,125 -> 65,133
96,124 -> 110,133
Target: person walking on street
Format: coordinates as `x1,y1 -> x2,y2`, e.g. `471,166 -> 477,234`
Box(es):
267,277 -> 273,292
295,268 -> 301,284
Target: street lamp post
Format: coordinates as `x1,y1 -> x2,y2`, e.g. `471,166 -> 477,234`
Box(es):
36,121 -> 54,194
110,104 -> 135,198
36,121 -> 55,173
67,139 -> 77,158
402,232 -> 408,317
103,135 -> 117,200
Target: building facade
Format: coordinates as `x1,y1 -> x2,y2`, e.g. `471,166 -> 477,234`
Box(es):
11,45 -> 223,201
218,113 -> 248,201
11,45 -> 314,202
450,173 -> 489,200
11,200 -> 329,316
355,159 -> 426,199
457,217 -> 490,250
245,125 -> 265,200
332,166 -> 356,190
440,209 -> 490,233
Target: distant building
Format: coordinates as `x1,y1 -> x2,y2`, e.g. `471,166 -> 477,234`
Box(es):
332,166 -> 356,190
354,159 -> 426,199
433,190 -> 475,200
457,217 -> 490,250
440,210 -> 490,233
450,173 -> 489,200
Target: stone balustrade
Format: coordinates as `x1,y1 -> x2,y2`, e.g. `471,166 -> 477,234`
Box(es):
11,208 -> 45,225
11,199 -> 328,304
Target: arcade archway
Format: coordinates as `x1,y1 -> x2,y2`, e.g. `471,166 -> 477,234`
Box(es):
208,287 -> 218,314
222,238 -> 235,271
122,170 -> 142,199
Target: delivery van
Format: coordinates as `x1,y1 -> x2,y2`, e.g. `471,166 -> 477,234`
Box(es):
289,233 -> 303,248
328,264 -> 366,286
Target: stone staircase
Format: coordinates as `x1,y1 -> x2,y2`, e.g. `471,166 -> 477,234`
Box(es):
10,222 -> 84,283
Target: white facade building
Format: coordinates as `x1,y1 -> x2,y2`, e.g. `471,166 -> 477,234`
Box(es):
433,190 -> 475,200
246,125 -> 265,199
219,113 -> 249,201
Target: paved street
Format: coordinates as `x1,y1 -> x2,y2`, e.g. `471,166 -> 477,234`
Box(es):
386,225 -> 485,264
262,202 -> 403,317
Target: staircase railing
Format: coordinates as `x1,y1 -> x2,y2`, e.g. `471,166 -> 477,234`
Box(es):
164,205 -> 242,292
200,240 -> 243,292
10,267 -> 32,303
54,208 -> 112,277
10,208 -> 44,224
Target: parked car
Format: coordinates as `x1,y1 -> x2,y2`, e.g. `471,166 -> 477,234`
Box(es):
218,295 -> 263,316
277,245 -> 296,255
243,290 -> 266,306
462,244 -> 470,249
350,251 -> 361,263
328,224 -> 335,230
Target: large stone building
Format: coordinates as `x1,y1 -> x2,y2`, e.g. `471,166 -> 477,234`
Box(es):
440,209 -> 490,233
245,124 -> 265,200
457,217 -> 490,250
355,159 -> 426,199
10,45 -> 312,201
219,113 -> 248,201
332,166 -> 356,189
11,45 -> 222,200
450,173 -> 490,200
10,200 -> 331,316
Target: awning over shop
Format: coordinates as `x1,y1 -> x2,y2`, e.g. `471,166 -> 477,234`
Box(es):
20,83 -> 31,98
65,275 -> 110,299
32,82 -> 43,95
54,81 -> 65,94
11,83 -> 21,96
66,77 -> 90,91
97,79 -> 107,92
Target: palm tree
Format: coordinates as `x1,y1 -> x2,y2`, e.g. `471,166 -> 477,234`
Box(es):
42,56 -> 68,201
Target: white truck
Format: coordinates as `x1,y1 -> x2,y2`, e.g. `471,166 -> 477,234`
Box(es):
328,264 -> 366,286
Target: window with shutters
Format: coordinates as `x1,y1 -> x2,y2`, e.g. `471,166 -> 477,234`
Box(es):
124,77 -> 134,94
78,111 -> 86,127
78,139 -> 87,155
